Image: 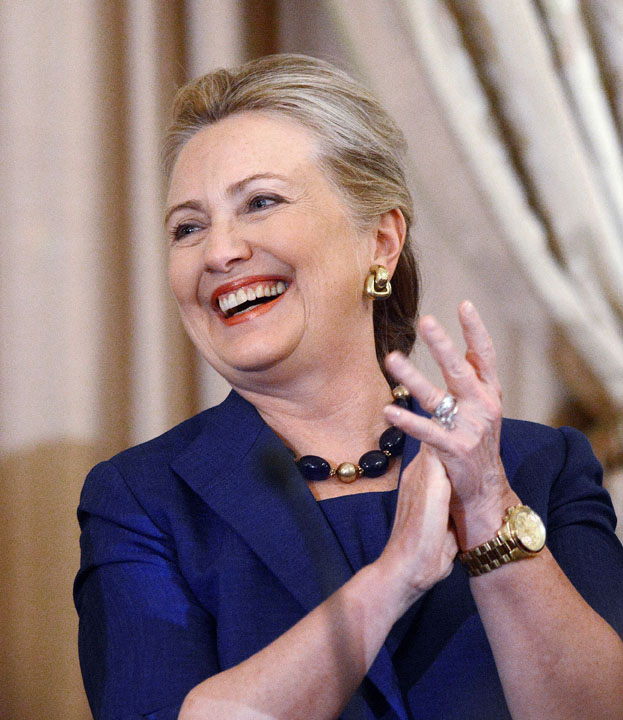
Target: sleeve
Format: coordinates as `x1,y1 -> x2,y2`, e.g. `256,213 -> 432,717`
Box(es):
546,426 -> 623,637
74,460 -> 220,720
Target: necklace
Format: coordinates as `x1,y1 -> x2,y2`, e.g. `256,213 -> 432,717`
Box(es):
295,385 -> 409,483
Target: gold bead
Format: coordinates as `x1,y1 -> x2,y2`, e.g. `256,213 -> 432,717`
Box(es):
335,462 -> 360,483
392,385 -> 409,399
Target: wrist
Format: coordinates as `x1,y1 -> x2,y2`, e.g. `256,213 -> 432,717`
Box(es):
370,552 -> 425,617
452,489 -> 520,551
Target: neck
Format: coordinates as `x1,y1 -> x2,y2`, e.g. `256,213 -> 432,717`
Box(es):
230,351 -> 395,463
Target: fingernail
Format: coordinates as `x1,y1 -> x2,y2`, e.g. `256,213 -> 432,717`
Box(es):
420,316 -> 435,331
384,404 -> 401,421
385,351 -> 404,366
462,300 -> 475,314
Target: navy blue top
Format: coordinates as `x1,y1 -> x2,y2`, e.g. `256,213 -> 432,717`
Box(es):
75,391 -> 623,720
319,489 -> 398,574
319,490 -> 493,720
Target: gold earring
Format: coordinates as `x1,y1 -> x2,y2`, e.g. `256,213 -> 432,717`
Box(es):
364,265 -> 392,299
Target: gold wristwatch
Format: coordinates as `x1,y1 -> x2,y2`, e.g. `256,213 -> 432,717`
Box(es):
458,505 -> 546,577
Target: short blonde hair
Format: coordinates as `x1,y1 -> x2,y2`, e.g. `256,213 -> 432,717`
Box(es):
163,54 -> 420,372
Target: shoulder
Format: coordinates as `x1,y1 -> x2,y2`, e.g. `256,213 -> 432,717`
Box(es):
499,419 -> 618,544
99,389 -> 255,479
106,405 -> 211,477
500,417 -> 597,478
78,390 -> 260,530
501,416 -> 586,453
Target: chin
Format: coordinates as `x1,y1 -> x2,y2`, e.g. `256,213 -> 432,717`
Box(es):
206,334 -> 304,380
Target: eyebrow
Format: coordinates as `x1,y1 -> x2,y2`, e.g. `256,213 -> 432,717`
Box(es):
164,200 -> 204,227
164,173 -> 292,226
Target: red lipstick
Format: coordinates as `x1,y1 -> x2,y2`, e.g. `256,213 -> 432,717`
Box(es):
210,275 -> 289,310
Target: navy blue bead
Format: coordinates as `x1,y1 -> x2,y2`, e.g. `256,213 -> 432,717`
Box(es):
379,426 -> 406,456
359,450 -> 389,478
296,455 -> 331,481
392,396 -> 409,409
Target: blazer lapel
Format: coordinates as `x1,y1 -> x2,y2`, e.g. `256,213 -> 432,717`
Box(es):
171,390 -> 411,719
170,391 -> 353,612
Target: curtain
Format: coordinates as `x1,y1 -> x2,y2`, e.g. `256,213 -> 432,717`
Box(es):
1,1 -> 621,717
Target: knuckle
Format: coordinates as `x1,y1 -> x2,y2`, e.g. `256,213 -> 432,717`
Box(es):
425,388 -> 442,410
482,398 -> 501,418
455,437 -> 475,455
447,362 -> 471,381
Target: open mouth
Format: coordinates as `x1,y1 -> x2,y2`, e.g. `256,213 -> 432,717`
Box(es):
214,279 -> 289,319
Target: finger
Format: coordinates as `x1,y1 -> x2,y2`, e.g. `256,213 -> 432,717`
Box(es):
418,315 -> 479,397
444,524 -> 459,559
384,401 -> 456,454
458,301 -> 500,390
385,352 -> 450,416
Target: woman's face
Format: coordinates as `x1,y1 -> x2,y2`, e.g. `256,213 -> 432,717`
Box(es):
166,112 -> 379,386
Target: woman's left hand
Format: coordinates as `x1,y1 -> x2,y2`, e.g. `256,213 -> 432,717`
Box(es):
384,300 -> 518,549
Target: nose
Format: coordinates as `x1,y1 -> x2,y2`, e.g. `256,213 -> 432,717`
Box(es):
202,219 -> 252,273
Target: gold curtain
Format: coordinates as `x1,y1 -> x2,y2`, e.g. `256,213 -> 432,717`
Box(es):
0,2 -> 274,717
1,1 -> 621,718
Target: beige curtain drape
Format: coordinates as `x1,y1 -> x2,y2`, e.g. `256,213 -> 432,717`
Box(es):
2,2 -> 621,718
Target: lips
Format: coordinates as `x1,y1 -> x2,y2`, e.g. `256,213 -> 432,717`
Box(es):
211,275 -> 290,323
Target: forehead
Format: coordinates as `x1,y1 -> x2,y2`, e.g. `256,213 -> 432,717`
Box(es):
167,112 -> 321,199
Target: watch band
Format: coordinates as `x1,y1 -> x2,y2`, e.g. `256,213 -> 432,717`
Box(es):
457,504 -> 546,577
458,535 -> 525,577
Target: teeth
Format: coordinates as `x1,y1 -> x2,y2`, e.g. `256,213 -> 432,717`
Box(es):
217,280 -> 288,316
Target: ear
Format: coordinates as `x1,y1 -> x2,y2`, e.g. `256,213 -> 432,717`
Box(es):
370,208 -> 406,277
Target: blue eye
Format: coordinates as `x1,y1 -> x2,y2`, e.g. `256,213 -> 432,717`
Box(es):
171,223 -> 200,243
248,195 -> 280,211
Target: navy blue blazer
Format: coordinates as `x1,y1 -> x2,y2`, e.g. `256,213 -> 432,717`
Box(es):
75,391 -> 623,720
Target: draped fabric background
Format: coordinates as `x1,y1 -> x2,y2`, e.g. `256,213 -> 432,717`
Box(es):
1,1 -> 621,718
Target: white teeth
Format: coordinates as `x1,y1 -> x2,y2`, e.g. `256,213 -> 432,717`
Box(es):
217,280 -> 288,316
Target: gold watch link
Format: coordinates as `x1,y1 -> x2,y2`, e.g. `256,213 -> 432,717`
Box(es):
458,504 -> 546,577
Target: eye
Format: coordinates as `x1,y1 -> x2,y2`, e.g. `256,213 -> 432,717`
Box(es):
247,194 -> 282,212
170,222 -> 201,244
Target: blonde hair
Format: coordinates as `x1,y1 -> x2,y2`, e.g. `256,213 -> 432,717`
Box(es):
163,54 -> 420,373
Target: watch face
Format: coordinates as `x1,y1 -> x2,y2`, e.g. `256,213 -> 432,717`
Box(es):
512,507 -> 546,552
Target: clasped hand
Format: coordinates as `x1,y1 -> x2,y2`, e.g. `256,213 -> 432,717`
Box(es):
377,301 -> 515,606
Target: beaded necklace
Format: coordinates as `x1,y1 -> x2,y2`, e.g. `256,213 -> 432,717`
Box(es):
295,385 -> 409,483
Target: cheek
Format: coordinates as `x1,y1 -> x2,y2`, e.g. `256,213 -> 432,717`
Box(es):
168,252 -> 198,306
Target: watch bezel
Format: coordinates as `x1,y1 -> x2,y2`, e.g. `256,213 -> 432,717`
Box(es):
505,505 -> 546,554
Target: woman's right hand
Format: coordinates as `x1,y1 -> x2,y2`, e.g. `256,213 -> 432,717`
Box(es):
376,444 -> 458,611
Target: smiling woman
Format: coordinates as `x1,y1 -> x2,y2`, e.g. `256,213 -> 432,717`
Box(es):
165,110 -> 401,383
74,55 -> 623,720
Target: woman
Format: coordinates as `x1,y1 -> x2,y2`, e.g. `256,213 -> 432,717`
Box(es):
75,54 -> 623,720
